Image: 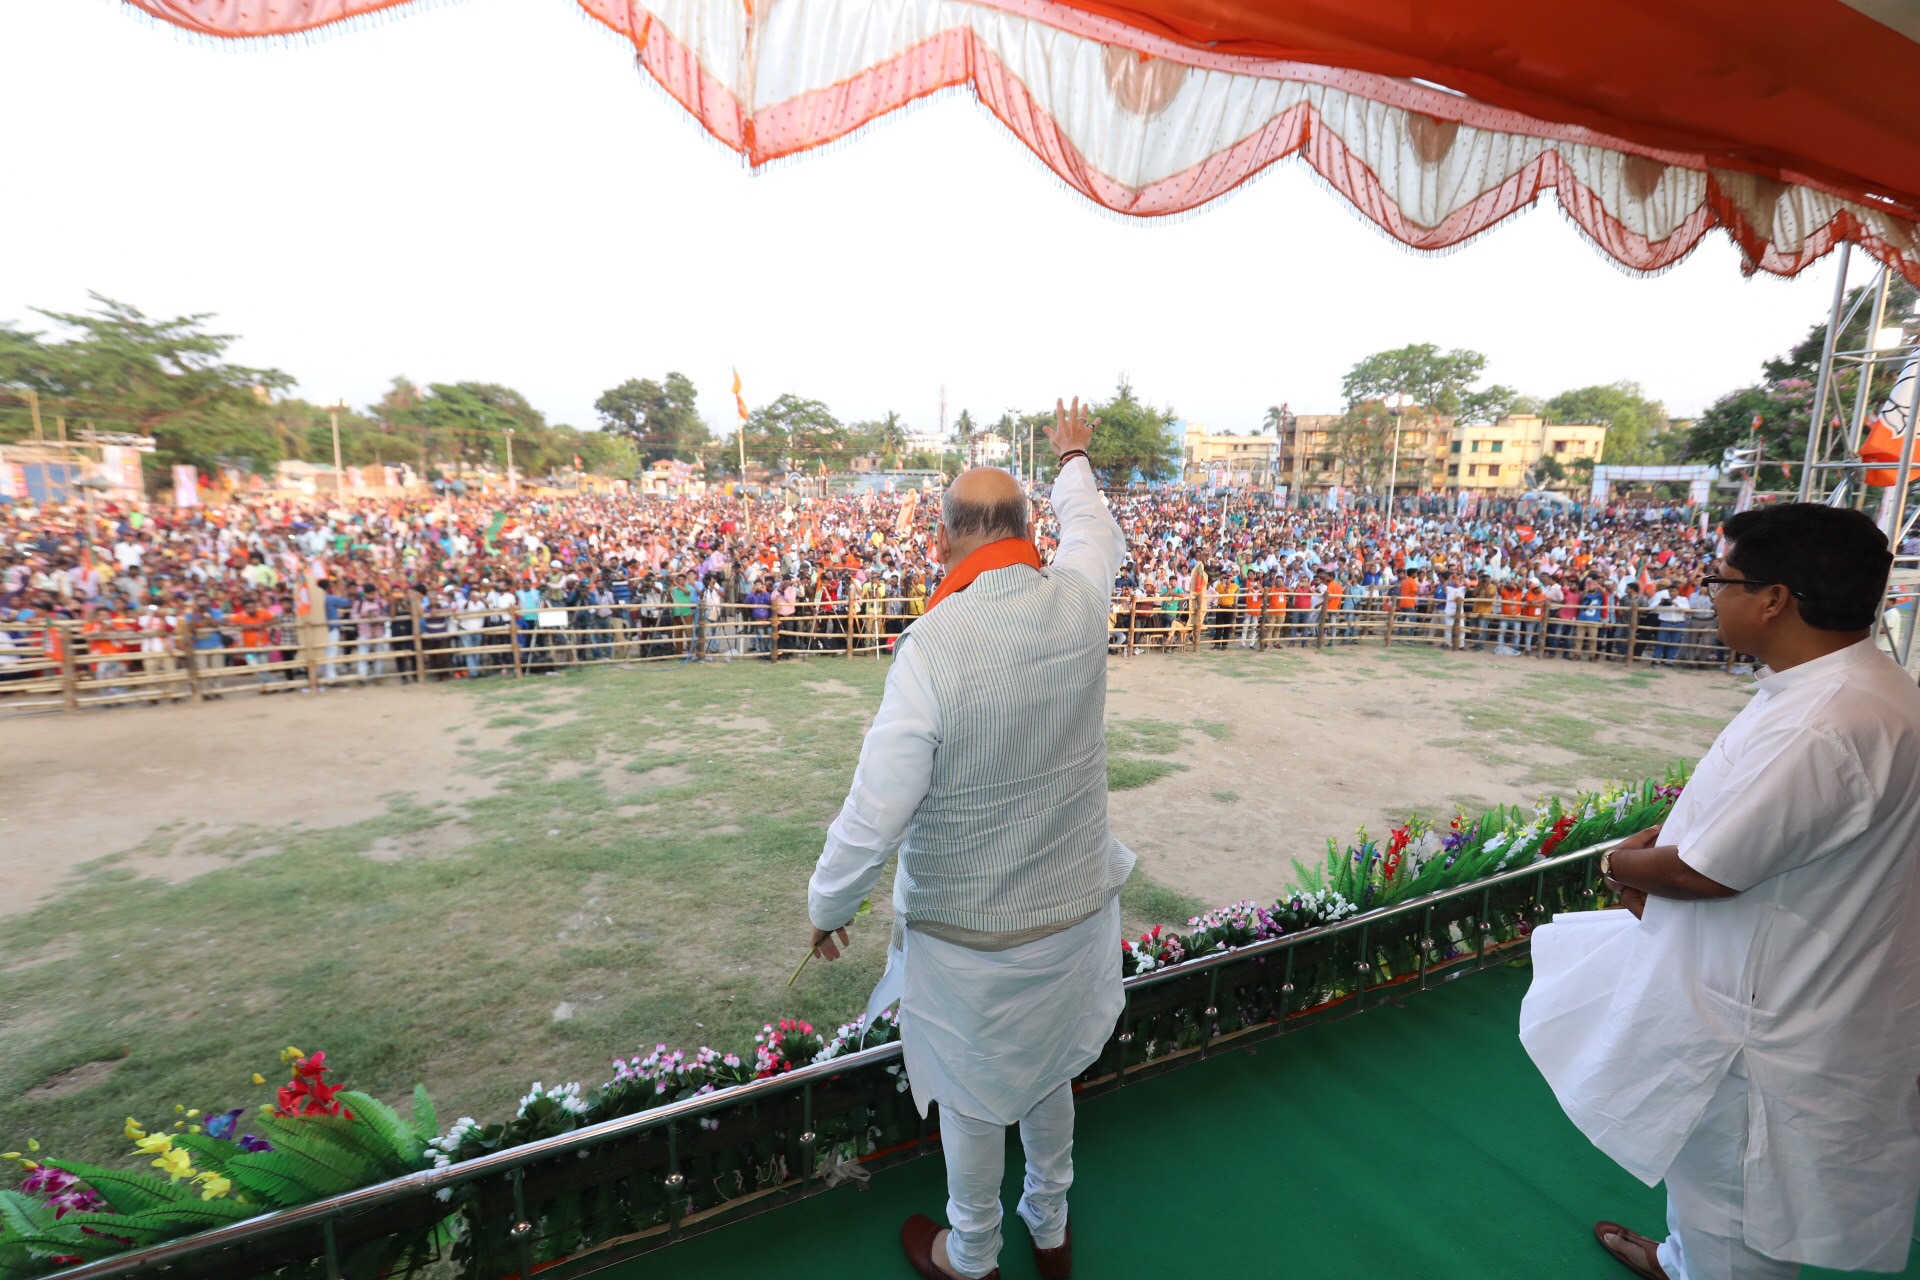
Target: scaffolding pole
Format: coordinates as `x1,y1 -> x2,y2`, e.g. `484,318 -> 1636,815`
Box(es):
1799,243 -> 1852,502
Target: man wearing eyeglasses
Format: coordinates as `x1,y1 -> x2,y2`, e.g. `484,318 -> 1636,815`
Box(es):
1522,503 -> 1920,1280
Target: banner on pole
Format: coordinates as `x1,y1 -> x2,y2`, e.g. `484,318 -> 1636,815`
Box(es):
173,465 -> 199,507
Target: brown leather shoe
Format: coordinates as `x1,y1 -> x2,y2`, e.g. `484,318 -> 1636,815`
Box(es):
1032,1222 -> 1072,1279
1593,1220 -> 1669,1280
901,1213 -> 1000,1280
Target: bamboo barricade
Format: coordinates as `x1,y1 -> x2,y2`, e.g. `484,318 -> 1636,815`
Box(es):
1,589 -> 1757,716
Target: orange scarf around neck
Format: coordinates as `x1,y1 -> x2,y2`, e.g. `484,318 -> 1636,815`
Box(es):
925,537 -> 1043,613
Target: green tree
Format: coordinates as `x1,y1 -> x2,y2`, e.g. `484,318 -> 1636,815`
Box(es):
1686,384 -> 1810,492
1458,384 -> 1522,425
876,410 -> 907,466
415,382 -> 545,475
744,393 -> 843,471
1680,279 -> 1919,491
0,293 -> 293,472
951,409 -> 979,464
1017,411 -> 1057,481
1340,344 -> 1488,419
594,372 -> 706,463
1543,381 -> 1671,465
1087,380 -> 1178,487
1323,399 -> 1395,488
1341,344 -> 1494,489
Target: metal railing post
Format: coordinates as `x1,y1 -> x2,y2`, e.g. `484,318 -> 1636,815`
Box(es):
183,628 -> 202,702
58,622 -> 78,711
409,593 -> 426,684
509,1166 -> 537,1279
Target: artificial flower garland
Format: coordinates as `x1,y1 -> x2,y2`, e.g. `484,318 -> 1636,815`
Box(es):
4,774 -> 1683,1277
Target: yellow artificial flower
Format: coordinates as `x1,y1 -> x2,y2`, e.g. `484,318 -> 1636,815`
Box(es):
19,1161 -> 36,1172
259,1104 -> 274,1115
0,1153 -> 17,1161
151,1147 -> 194,1182
25,1140 -> 38,1152
197,1172 -> 232,1200
173,1121 -> 185,1130
250,1073 -> 266,1085
175,1104 -> 185,1114
280,1046 -> 305,1063
134,1133 -> 174,1156
189,1125 -> 203,1134
186,1109 -> 200,1119
124,1118 -> 147,1141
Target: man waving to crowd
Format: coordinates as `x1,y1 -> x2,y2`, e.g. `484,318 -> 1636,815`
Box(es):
805,396 -> 1132,1280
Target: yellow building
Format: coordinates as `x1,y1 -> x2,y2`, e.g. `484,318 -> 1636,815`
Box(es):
1275,413 -> 1455,493
1182,424 -> 1279,487
1445,414 -> 1607,494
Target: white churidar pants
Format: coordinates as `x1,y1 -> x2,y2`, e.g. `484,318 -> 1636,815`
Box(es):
1657,1062 -> 1799,1280
940,1081 -> 1074,1279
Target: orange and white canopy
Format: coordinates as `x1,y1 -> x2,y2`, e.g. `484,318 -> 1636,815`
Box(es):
125,0 -> 1920,283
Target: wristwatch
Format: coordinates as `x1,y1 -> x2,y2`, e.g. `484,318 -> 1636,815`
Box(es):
1599,848 -> 1613,880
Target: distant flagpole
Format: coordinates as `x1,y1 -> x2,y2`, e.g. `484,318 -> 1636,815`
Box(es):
733,366 -> 749,479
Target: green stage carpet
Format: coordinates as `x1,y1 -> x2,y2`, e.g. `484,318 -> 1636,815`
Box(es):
604,965 -> 1920,1280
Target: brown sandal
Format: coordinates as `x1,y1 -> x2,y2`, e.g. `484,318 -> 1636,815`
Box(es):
1594,1220 -> 1669,1280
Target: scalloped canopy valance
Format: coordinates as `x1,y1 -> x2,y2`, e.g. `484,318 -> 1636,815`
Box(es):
124,0 -> 1920,284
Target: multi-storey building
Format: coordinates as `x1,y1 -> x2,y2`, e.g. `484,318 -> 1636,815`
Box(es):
1182,424 -> 1280,486
1445,414 -> 1608,493
1274,413 -> 1455,494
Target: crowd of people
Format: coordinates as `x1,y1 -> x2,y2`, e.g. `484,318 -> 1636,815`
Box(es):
0,481 -> 1813,696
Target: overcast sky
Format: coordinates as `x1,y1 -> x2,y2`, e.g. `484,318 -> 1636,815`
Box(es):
3,0 -> 1871,439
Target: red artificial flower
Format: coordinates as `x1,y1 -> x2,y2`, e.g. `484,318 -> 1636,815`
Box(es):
1540,814 -> 1579,858
274,1050 -> 354,1119
1382,851 -> 1404,880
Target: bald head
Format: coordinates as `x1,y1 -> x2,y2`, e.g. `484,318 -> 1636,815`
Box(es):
940,468 -> 1030,563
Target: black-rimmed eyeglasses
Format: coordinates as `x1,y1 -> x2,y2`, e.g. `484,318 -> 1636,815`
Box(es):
1700,574 -> 1804,600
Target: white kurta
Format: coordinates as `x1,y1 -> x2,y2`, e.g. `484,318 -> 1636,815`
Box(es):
1522,639 -> 1920,1271
808,456 -> 1130,1125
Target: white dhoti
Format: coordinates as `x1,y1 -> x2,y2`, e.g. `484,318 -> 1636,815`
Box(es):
859,894 -> 1122,1277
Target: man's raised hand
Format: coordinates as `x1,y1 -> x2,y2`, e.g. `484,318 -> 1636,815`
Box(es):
1048,396 -> 1095,458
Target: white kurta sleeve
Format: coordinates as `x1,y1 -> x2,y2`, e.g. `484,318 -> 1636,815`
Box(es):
807,639 -> 941,931
1048,455 -> 1125,592
1675,721 -> 1873,893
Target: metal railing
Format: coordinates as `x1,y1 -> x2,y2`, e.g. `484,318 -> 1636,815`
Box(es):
44,836 -> 1622,1280
1,592 -> 1755,717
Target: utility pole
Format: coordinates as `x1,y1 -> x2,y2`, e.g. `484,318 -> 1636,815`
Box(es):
1385,400 -> 1404,532
329,401 -> 345,482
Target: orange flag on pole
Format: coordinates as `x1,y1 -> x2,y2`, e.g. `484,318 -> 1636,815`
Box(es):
732,367 -> 749,422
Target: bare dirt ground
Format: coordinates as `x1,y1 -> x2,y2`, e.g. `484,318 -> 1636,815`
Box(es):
1102,646 -> 1749,908
0,686 -> 507,917
1,648 -> 1749,920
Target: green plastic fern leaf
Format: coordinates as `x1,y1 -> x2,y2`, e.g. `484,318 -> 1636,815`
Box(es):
334,1091 -> 424,1168
411,1084 -> 437,1145
44,1159 -> 200,1215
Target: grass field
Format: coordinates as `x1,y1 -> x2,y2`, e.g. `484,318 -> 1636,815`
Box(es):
0,650 -> 1737,1170
1,660 -> 1214,1168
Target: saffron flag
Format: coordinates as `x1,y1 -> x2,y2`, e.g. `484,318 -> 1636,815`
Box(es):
733,367 -> 749,422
